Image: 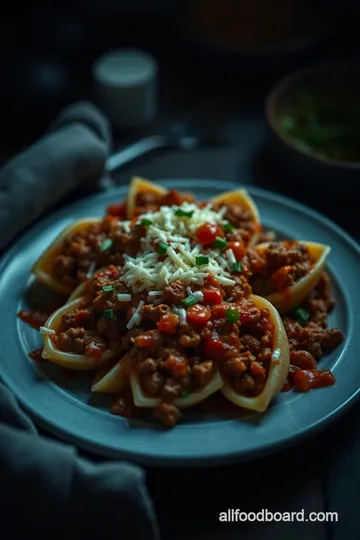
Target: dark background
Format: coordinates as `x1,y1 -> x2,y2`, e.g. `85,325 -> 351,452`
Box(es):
2,2 -> 360,539
0,0 -> 359,159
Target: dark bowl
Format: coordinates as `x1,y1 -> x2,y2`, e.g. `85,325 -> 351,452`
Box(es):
265,60 -> 360,197
175,0 -> 336,74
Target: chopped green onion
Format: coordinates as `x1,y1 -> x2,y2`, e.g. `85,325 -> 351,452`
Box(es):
195,255 -> 209,266
174,209 -> 194,218
99,238 -> 113,252
226,308 -> 239,323
180,389 -> 190,398
232,262 -> 242,273
103,308 -> 114,320
139,218 -> 152,227
213,237 -> 228,250
293,307 -> 310,326
156,241 -> 169,255
223,222 -> 235,233
102,285 -> 114,293
182,295 -> 197,308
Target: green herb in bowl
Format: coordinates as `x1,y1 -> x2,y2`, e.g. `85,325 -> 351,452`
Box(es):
280,90 -> 360,162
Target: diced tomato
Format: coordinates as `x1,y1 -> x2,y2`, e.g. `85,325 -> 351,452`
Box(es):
186,304 -> 211,325
195,223 -> 218,245
162,189 -> 187,206
293,369 -> 335,392
282,379 -> 292,392
96,265 -> 119,281
203,337 -> 225,361
74,309 -> 89,326
204,274 -> 221,288
211,304 -> 227,319
228,241 -> 246,261
106,201 -> 127,218
269,265 -> 293,290
162,355 -> 188,379
250,361 -> 266,377
290,351 -> 317,370
86,341 -> 104,362
201,288 -> 223,305
136,333 -> 159,348
17,309 -> 49,330
157,313 -> 179,334
237,304 -> 261,325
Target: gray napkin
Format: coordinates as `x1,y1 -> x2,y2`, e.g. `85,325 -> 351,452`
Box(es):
0,102 -> 160,540
0,101 -> 112,251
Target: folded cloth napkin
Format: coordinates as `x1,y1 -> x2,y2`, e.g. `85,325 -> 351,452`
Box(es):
0,102 -> 160,540
0,101 -> 112,252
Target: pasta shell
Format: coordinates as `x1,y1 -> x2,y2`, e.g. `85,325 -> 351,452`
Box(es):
221,295 -> 290,413
31,218 -> 102,296
91,354 -> 130,393
41,298 -> 122,370
127,176 -> 167,218
210,188 -> 261,246
254,241 -> 331,314
130,371 -> 224,409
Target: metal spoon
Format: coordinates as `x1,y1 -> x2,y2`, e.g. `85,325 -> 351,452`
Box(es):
106,121 -> 224,174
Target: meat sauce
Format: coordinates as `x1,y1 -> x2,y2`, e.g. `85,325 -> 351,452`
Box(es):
19,190 -> 345,427
17,301 -> 62,330
50,216 -> 144,291
49,190 -> 261,292
45,263 -> 273,426
281,273 -> 343,392
249,241 -> 314,296
133,189 -> 196,217
28,348 -> 44,362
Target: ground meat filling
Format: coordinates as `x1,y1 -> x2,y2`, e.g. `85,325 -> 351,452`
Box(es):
208,299 -> 274,397
248,241 -> 315,296
40,187 -> 345,427
52,216 -> 144,289
282,273 -> 344,391
50,260 -> 274,427
134,189 -> 196,217
122,295 -> 274,425
54,270 -> 133,361
212,202 -> 259,246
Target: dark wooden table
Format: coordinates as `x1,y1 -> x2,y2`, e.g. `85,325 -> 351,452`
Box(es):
3,18 -> 360,537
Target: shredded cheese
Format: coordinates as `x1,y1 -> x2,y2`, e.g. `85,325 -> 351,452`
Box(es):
120,202 -> 236,293
173,307 -> 187,326
117,293 -> 131,302
126,300 -> 145,330
193,290 -> 204,302
226,248 -> 237,268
